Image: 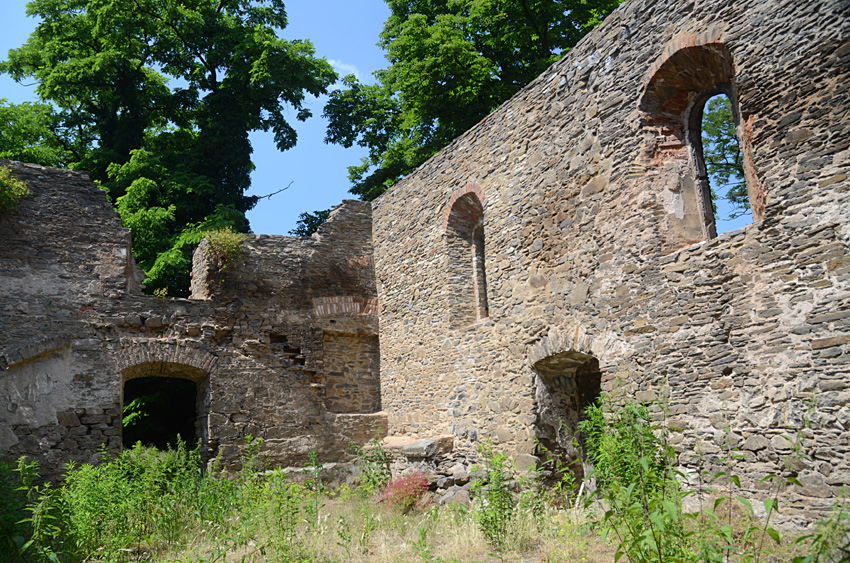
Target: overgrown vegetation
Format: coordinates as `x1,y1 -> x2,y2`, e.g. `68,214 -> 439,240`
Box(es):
203,226 -> 245,281
581,394 -> 850,563
0,440 -> 611,563
2,399 -> 848,562
0,166 -> 29,212
471,441 -> 516,555
350,437 -> 392,496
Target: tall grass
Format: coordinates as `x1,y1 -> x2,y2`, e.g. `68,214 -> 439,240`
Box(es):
3,405 -> 844,563
0,440 -> 613,563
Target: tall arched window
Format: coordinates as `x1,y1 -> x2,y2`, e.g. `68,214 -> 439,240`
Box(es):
445,190 -> 489,327
640,43 -> 760,247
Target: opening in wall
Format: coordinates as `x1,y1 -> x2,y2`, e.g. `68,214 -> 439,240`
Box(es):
641,43 -> 761,248
696,93 -> 753,235
532,351 -> 601,486
123,377 -> 197,449
445,191 -> 489,327
121,362 -> 210,452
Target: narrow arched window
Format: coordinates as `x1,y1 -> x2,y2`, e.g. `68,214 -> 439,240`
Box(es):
445,191 -> 488,327
640,44 -> 760,249
697,93 -> 752,234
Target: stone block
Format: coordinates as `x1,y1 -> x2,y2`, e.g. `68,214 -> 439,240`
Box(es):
402,437 -> 454,459
740,435 -> 770,452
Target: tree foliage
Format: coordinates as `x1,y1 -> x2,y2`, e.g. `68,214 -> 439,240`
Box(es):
0,99 -> 70,167
289,208 -> 332,237
324,0 -> 624,201
0,167 -> 31,212
2,0 -> 336,295
702,95 -> 748,219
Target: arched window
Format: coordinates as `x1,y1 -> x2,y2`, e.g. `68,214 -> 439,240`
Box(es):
640,44 -> 760,247
445,190 -> 489,327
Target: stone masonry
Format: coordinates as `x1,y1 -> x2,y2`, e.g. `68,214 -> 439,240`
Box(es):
1,0 -> 849,525
371,0 -> 850,524
0,159 -> 385,477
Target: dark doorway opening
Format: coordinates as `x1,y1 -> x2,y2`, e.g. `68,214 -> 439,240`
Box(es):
123,377 -> 197,449
533,351 -> 602,486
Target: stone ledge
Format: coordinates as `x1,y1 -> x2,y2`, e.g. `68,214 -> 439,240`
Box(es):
0,335 -> 70,372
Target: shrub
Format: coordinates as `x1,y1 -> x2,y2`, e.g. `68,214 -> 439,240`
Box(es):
203,226 -> 244,277
376,471 -> 430,513
0,459 -> 26,560
579,396 -> 664,492
0,167 -> 29,212
352,437 -> 392,495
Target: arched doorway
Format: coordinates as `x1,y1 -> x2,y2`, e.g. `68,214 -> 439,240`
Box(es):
121,362 -> 210,452
532,351 -> 601,484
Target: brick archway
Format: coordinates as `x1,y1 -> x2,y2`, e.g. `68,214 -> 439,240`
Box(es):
117,341 -> 217,455
116,341 -> 218,376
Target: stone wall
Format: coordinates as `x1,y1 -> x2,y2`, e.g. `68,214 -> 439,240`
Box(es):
2,0 -> 849,524
0,162 -> 384,476
372,0 -> 850,524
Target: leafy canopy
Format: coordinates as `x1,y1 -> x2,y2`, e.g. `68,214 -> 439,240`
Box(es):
2,0 -> 337,295
702,94 -> 748,219
323,0 -> 624,201
0,99 -> 70,167
289,208 -> 332,237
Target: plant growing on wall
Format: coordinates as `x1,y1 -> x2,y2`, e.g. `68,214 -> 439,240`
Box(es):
0,167 -> 29,212
203,227 -> 245,280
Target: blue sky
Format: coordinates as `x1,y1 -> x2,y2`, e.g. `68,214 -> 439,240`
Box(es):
1,1 -> 750,236
0,0 -> 391,236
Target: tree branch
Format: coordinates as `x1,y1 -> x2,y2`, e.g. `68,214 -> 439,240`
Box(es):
130,0 -> 219,86
254,180 -> 293,201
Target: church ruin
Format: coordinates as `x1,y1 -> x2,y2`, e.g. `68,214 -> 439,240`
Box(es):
2,0 -> 849,524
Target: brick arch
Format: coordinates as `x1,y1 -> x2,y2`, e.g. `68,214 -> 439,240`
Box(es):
526,322 -> 631,369
116,341 -> 218,380
641,26 -> 727,89
638,37 -> 761,247
442,182 -> 487,229
527,325 -> 597,369
117,341 -> 216,455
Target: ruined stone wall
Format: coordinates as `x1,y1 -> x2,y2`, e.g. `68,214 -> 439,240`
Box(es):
0,162 -> 383,476
372,0 -> 850,523
0,160 -> 142,473
189,200 -> 385,468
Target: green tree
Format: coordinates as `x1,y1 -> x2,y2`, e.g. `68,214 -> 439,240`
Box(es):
289,208 -> 332,237
2,0 -> 173,183
3,0 -> 336,296
0,99 -> 70,167
702,95 -> 748,219
324,0 -> 624,201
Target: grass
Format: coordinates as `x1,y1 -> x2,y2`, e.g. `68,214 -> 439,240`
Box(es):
0,442 -> 616,563
0,423 -> 842,563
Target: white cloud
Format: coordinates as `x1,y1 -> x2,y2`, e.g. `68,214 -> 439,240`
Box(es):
328,59 -> 361,81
